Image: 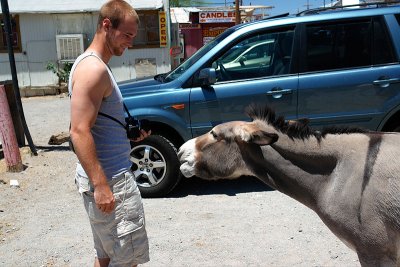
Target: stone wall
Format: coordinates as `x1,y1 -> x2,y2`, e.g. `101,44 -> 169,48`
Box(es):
20,85 -> 68,97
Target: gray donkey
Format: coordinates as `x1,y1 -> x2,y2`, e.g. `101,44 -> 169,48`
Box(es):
178,105 -> 400,267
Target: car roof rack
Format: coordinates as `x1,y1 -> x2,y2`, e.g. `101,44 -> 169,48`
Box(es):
297,0 -> 400,16
262,12 -> 290,20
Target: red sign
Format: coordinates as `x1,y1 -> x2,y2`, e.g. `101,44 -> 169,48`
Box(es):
170,46 -> 182,57
199,11 -> 236,23
202,26 -> 229,38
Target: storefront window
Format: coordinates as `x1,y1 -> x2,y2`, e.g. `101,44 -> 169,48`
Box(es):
0,15 -> 22,52
133,10 -> 160,48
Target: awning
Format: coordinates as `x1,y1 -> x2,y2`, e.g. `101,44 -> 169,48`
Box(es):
170,7 -> 201,23
1,0 -> 164,14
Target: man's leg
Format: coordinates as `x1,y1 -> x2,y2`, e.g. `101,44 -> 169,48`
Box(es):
94,258 -> 137,267
94,257 -> 110,267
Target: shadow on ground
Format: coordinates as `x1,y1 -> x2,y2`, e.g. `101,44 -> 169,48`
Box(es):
35,145 -> 71,152
0,145 -> 71,160
167,175 -> 273,198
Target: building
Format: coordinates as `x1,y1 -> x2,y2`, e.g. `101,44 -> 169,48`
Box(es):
170,5 -> 272,60
0,0 -> 172,96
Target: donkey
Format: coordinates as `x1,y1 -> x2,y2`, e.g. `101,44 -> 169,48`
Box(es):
178,105 -> 400,267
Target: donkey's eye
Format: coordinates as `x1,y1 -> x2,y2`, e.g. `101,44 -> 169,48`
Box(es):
210,130 -> 218,139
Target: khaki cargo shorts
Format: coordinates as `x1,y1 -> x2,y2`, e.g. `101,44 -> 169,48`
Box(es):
76,171 -> 150,266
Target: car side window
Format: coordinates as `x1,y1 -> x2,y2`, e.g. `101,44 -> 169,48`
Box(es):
395,13 -> 400,26
373,17 -> 396,65
305,19 -> 371,72
212,28 -> 294,82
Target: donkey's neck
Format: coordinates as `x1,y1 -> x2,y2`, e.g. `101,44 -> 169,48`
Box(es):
253,133 -> 339,209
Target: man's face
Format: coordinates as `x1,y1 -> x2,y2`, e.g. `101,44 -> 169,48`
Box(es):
106,15 -> 138,56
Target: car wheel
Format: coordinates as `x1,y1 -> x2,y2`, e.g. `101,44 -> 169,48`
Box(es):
130,135 -> 181,198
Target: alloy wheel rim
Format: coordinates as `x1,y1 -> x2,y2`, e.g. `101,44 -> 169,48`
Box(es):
130,144 -> 167,188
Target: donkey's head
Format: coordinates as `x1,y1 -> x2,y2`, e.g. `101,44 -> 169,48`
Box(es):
178,120 -> 279,180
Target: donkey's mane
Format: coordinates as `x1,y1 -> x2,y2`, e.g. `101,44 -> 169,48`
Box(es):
245,104 -> 369,140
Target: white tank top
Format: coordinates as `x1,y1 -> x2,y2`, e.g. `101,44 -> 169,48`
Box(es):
69,52 -> 131,180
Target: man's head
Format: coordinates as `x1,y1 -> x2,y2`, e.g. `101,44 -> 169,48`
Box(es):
98,0 -> 139,56
98,0 -> 139,30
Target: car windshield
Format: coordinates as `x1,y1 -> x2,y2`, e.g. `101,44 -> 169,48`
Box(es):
164,28 -> 235,83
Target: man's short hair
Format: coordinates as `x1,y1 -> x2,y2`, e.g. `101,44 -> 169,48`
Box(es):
98,0 -> 139,29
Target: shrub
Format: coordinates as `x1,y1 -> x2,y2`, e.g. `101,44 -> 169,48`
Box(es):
46,61 -> 73,86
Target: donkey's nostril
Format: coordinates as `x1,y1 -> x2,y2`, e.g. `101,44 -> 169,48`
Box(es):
180,161 -> 195,178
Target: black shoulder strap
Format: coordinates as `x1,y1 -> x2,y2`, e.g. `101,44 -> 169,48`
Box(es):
97,102 -> 135,128
69,100 -> 133,153
98,112 -> 126,128
71,103 -> 132,130
123,102 -> 133,120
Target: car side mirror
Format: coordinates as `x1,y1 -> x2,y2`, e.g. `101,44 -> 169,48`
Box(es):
198,68 -> 216,86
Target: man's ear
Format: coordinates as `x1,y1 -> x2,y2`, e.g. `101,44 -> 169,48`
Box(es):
103,17 -> 112,31
249,130 -> 279,146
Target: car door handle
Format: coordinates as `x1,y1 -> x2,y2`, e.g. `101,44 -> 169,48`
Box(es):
266,88 -> 293,97
373,77 -> 400,87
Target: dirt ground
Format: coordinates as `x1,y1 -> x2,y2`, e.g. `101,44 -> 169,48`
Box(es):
0,95 -> 360,266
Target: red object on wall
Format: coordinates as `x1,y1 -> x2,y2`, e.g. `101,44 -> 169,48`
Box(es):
201,23 -> 234,45
0,84 -> 23,172
180,26 -> 203,59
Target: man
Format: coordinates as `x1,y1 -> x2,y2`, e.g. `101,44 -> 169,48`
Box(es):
68,1 -> 150,266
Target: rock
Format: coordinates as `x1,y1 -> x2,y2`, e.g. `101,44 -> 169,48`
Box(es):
10,179 -> 20,188
48,132 -> 70,145
20,147 -> 31,155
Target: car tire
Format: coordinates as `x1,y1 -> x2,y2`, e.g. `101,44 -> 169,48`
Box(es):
130,135 -> 181,198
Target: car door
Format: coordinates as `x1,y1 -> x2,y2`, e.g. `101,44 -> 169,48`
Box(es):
188,27 -> 299,137
298,16 -> 400,130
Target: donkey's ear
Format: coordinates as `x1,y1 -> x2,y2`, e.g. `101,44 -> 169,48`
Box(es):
249,130 -> 279,146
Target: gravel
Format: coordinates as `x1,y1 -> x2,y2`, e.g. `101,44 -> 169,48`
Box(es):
0,95 -> 360,266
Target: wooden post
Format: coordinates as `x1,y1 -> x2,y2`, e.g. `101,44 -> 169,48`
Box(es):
235,0 -> 240,25
0,84 -> 23,172
2,81 -> 25,146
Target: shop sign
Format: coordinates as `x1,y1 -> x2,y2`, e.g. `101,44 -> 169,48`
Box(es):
202,26 -> 228,38
159,11 -> 167,47
203,37 -> 214,46
179,24 -> 201,29
199,11 -> 236,23
170,46 -> 183,57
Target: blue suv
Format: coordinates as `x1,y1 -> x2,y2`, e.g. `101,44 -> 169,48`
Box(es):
120,3 -> 400,197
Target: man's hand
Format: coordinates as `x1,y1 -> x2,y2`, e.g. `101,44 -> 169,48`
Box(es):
94,184 -> 115,213
130,129 -> 151,142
